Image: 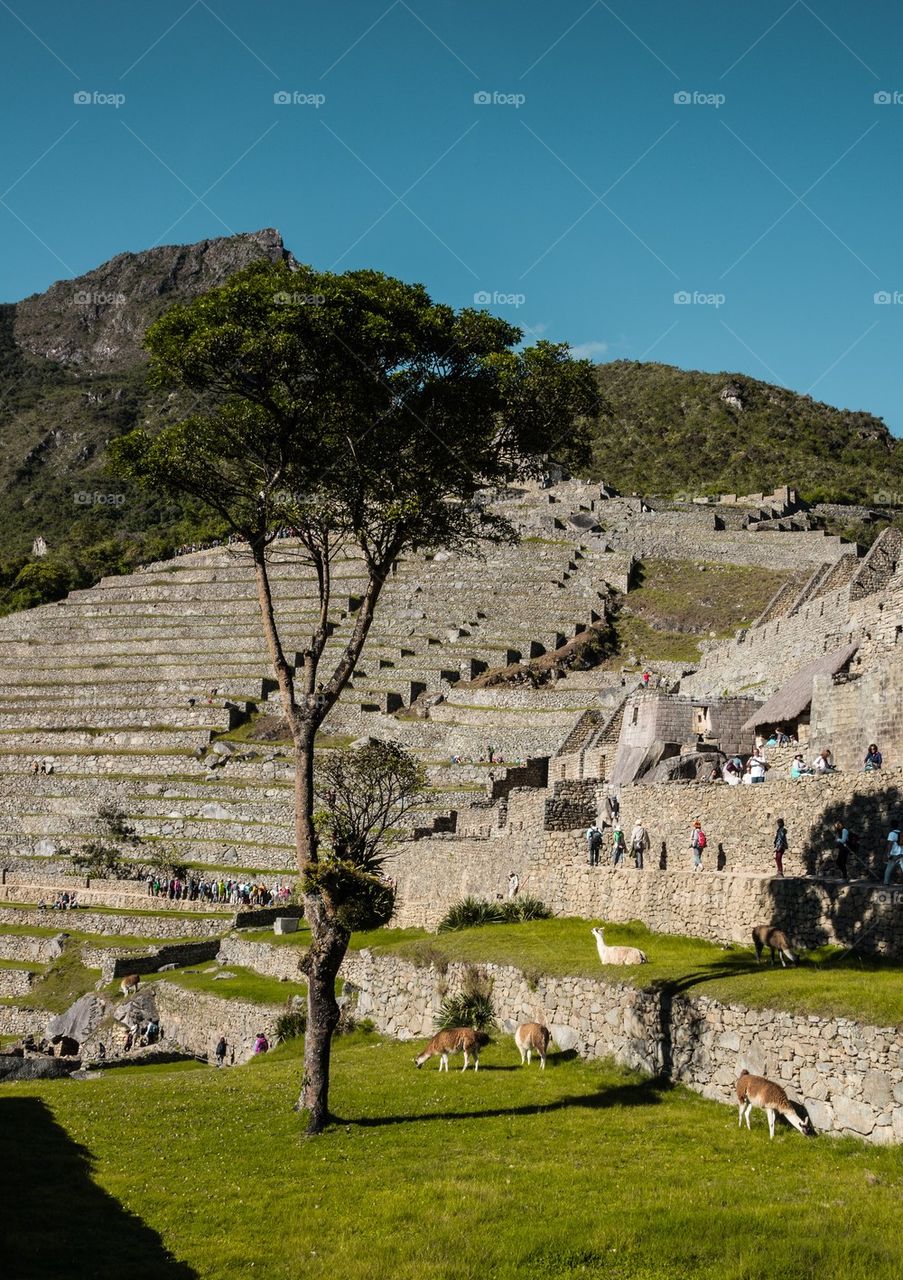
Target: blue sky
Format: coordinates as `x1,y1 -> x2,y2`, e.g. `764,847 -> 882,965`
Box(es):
2,0 -> 902,432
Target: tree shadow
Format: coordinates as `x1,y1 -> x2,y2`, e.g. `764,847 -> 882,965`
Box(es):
339,1075 -> 669,1129
0,1097 -> 197,1279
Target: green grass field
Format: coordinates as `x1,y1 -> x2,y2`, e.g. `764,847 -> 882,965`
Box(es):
240,918 -> 903,1028
2,1034 -> 901,1280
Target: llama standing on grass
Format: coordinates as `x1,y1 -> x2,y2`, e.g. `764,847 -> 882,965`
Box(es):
591,927 -> 647,966
120,974 -> 140,997
736,1070 -> 811,1139
414,1028 -> 489,1071
752,925 -> 797,968
514,1022 -> 551,1068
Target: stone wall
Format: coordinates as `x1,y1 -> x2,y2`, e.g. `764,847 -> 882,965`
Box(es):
0,907 -> 224,939
0,968 -> 36,997
810,648 -> 903,773
216,935 -> 305,982
341,951 -> 903,1145
152,981 -> 284,1064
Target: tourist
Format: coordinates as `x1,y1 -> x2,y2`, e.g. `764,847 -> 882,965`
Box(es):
690,821 -> 707,871
630,819 -> 650,870
883,829 -> 903,885
253,1032 -> 269,1055
215,1036 -> 227,1068
831,821 -> 854,879
585,823 -> 604,867
774,818 -> 788,878
790,754 -> 812,780
507,871 -> 519,899
707,763 -> 721,783
864,744 -> 883,771
611,822 -> 626,867
747,751 -> 767,784
642,670 -> 650,689
812,748 -> 834,774
723,758 -> 741,786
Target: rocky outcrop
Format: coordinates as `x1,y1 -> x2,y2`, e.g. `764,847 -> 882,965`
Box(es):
13,229 -> 291,370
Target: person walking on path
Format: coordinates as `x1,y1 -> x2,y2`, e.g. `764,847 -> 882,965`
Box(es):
585,823 -> 604,867
774,818 -> 788,878
214,1036 -> 227,1068
831,821 -> 853,879
630,820 -> 650,870
690,821 -> 707,871
883,829 -> 903,885
611,822 -> 626,867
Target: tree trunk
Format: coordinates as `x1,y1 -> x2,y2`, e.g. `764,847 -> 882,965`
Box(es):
299,894 -> 350,1134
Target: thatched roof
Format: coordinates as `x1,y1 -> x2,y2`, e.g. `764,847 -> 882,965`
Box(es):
740,641 -> 859,731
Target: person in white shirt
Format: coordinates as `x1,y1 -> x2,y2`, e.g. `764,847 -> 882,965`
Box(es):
812,748 -> 834,773
883,830 -> 903,884
747,753 -> 767,784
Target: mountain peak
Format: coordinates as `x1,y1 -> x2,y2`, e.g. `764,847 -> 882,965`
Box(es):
12,229 -> 291,371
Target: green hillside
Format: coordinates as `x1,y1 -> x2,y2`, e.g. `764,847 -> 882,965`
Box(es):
590,360 -> 903,502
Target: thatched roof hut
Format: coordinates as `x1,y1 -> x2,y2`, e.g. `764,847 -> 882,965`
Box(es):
740,642 -> 859,732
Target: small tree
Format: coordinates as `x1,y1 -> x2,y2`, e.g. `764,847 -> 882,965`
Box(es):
70,841 -> 127,879
111,259 -> 599,1132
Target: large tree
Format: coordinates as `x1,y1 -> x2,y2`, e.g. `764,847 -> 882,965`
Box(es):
111,259 -> 599,1133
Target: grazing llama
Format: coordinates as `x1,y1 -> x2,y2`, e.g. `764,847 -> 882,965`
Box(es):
752,925 -> 797,968
414,1027 -> 490,1071
736,1070 -> 811,1139
591,926 -> 647,966
514,1022 -> 551,1069
120,974 -> 140,997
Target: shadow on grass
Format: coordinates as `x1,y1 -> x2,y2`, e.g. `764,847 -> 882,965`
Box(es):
0,1097 -> 197,1279
340,1074 -> 670,1128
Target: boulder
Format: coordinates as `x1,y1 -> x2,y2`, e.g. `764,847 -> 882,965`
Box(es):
0,1054 -> 79,1083
832,1095 -> 877,1136
274,917 -> 298,935
550,1025 -> 578,1052
199,802 -> 232,820
47,994 -> 107,1044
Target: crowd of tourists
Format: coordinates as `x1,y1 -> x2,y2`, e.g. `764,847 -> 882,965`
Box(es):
145,874 -> 293,906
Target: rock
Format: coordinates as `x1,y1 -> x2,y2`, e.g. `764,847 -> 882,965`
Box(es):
832,1095 -> 877,1136
213,972 -> 236,980
274,917 -> 298,935
803,1098 -> 833,1133
47,994 -> 107,1044
211,741 -> 235,757
862,1069 -> 894,1108
199,802 -> 232,820
157,963 -> 177,972
550,1025 -> 578,1052
0,1054 -> 80,1083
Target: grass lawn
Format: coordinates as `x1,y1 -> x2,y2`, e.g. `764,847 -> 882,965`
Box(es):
238,919 -> 903,1027
1,1034 -> 901,1280
137,962 -> 304,1007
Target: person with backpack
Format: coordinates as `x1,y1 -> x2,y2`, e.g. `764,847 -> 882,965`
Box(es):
690,821 -> 707,870
630,820 -> 650,869
774,818 -> 788,877
585,824 -> 604,867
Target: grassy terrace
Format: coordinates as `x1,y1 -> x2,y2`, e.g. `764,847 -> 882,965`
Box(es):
240,919 -> 903,1027
0,903 -> 230,921
2,1035 -> 901,1279
135,962 -> 304,1007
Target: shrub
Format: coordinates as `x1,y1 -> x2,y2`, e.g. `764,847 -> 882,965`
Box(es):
437,897 -> 506,931
406,941 -> 449,974
435,965 -> 495,1031
437,895 -> 552,930
275,1006 -> 307,1042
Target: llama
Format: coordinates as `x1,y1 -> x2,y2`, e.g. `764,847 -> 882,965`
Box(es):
414,1027 -> 490,1071
736,1070 -> 811,1139
514,1022 -> 551,1069
591,927 -> 647,966
120,974 -> 140,997
752,925 -> 797,968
